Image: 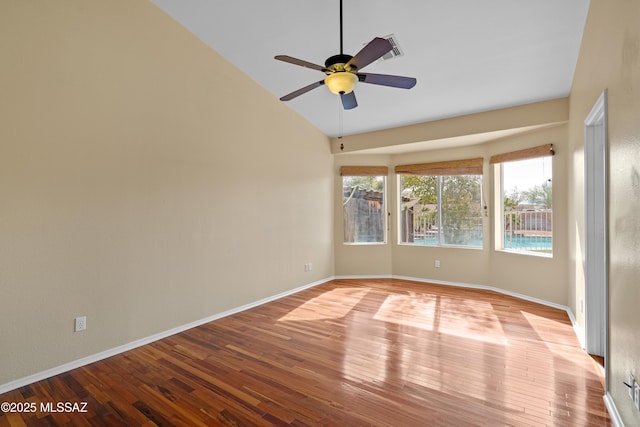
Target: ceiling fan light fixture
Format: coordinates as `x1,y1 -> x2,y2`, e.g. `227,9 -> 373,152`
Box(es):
274,0 -> 415,109
325,72 -> 357,95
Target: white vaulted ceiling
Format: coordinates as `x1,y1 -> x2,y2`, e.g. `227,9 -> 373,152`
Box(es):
150,0 -> 590,138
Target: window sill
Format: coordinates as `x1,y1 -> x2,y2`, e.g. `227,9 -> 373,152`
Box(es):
343,242 -> 387,246
496,249 -> 553,258
398,242 -> 483,250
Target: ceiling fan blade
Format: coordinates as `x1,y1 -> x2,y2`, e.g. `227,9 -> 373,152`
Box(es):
340,91 -> 358,110
345,37 -> 393,71
275,55 -> 327,72
358,73 -> 417,89
280,80 -> 325,101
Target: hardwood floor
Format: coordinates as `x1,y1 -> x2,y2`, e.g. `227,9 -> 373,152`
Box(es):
0,279 -> 611,426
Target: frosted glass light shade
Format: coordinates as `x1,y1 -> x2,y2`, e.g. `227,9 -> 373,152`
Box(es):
325,72 -> 357,95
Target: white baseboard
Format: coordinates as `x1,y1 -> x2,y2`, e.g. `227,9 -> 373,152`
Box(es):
604,392 -> 625,427
566,308 -> 586,350
339,273 -> 575,315
0,277 -> 334,395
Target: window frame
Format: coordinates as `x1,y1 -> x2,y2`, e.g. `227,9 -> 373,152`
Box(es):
491,144 -> 554,257
341,167 -> 388,245
396,158 -> 484,249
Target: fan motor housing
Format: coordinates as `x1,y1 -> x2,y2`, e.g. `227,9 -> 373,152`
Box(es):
325,54 -> 354,71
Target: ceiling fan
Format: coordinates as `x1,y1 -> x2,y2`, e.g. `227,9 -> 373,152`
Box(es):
275,0 -> 417,110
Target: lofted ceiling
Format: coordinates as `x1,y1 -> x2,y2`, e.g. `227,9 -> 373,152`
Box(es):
150,0 -> 589,141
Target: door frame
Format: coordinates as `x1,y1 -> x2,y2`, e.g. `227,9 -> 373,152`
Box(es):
583,90 -> 608,370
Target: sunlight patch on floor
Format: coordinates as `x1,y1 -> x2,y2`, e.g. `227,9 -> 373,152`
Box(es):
278,288 -> 369,321
520,310 -> 577,353
373,293 -> 508,345
373,293 -> 437,331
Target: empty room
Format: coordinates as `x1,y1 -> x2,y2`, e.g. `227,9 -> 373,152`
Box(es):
1,1 -> 638,426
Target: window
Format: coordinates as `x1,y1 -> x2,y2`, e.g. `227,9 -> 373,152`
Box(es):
341,166 -> 387,244
491,144 -> 554,255
396,158 -> 483,248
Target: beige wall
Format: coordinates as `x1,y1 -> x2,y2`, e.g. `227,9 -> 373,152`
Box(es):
486,126 -> 569,305
568,0 -> 640,424
334,122 -> 569,306
0,0 -> 333,385
330,98 -> 569,154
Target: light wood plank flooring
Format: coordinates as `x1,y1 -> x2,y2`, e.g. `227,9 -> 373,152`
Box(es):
0,278 -> 611,426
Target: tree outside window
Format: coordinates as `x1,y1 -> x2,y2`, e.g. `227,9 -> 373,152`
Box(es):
400,174 -> 482,247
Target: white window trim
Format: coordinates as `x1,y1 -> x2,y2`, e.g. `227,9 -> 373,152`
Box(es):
342,175 -> 388,245
496,159 -> 553,258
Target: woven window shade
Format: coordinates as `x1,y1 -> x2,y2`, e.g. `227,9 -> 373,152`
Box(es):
340,166 -> 388,176
394,157 -> 483,176
489,144 -> 554,164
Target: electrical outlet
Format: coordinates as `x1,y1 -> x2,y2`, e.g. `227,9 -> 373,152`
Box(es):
634,383 -> 640,411
74,316 -> 86,332
434,260 -> 440,268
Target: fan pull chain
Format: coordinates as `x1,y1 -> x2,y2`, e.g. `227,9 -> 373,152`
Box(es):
338,96 -> 344,139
